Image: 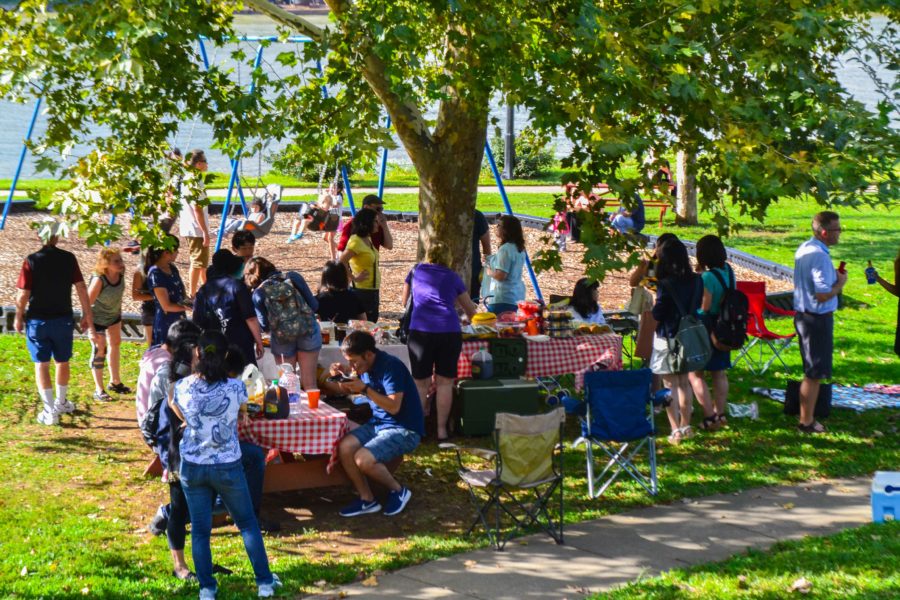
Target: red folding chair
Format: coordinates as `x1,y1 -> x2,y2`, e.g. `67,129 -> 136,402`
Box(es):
733,281 -> 796,374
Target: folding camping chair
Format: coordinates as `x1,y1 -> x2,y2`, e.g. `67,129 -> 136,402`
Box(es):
443,407 -> 566,550
239,184 -> 283,239
573,368 -> 657,499
733,281 -> 796,375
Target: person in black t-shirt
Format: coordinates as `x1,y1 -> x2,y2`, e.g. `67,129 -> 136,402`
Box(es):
15,219 -> 94,426
470,210 -> 492,301
315,261 -> 366,337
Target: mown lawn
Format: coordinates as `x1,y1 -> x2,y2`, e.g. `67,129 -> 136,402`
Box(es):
0,197 -> 898,598
596,522 -> 900,599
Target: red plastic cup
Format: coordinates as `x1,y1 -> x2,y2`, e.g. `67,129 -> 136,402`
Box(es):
307,389 -> 320,410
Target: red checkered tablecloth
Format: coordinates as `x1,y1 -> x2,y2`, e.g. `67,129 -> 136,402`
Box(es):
238,401 -> 349,473
457,333 -> 622,390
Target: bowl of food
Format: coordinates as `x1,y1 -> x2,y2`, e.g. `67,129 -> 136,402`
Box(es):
497,321 -> 525,338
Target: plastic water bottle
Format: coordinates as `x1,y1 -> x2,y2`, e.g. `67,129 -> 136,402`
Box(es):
280,371 -> 301,417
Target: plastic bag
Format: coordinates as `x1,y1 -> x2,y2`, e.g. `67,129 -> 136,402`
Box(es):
241,364 -> 267,409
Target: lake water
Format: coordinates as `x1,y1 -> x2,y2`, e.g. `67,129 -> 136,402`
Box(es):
0,13 -> 894,179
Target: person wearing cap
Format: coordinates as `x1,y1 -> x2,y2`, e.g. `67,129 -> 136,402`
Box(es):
15,219 -> 94,426
337,194 -> 393,253
191,249 -> 264,366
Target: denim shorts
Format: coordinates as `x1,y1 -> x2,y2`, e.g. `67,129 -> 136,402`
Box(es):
351,422 -> 421,464
26,316 -> 75,363
269,328 -> 322,357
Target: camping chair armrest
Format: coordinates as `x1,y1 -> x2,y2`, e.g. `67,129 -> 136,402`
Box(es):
764,302 -> 795,316
439,443 -> 497,461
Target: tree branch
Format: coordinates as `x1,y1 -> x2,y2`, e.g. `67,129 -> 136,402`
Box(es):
325,0 -> 435,163
243,0 -> 325,40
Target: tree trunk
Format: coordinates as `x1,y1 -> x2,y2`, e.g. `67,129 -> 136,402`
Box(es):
413,116 -> 488,285
675,150 -> 698,226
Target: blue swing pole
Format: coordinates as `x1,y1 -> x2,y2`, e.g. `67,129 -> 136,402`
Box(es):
484,140 -> 544,303
376,115 -> 392,200
214,43 -> 264,252
316,59 -> 356,216
1,96 -> 43,231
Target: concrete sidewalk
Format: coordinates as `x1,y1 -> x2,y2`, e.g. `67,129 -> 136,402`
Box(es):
309,477 -> 871,599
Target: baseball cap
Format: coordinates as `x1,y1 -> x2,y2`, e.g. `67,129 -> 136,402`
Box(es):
361,194 -> 385,207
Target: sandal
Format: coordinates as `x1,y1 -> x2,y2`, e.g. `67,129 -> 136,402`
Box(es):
700,414 -> 721,431
797,421 -> 827,434
173,569 -> 196,582
108,382 -> 133,394
716,413 -> 728,428
93,390 -> 113,402
667,428 -> 684,445
680,425 -> 695,440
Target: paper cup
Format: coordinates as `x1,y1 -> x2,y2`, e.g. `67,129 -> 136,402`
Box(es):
307,389 -> 320,409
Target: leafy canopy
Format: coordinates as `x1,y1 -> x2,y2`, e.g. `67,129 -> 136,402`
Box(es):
0,0 -> 897,278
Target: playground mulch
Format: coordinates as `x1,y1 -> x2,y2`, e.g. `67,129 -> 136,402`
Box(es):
0,211 -> 791,317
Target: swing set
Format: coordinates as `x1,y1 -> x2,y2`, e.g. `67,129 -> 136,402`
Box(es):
0,34 -> 543,301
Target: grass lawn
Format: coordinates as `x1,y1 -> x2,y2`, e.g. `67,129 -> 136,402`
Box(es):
596,521 -> 900,599
0,197 -> 898,598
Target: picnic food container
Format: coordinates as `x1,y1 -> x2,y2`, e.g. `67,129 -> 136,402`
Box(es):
472,312 -> 498,329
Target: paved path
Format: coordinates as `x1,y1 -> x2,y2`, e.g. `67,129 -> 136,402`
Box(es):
308,477 -> 871,599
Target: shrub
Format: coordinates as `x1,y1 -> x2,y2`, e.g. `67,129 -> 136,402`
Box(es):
488,125 -> 556,179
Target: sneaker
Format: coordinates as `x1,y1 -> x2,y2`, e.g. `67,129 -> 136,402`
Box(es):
148,504 -> 168,536
93,390 -> 113,402
55,399 -> 75,414
383,487 -> 412,517
258,573 -> 282,598
199,588 -> 217,600
339,498 -> 381,518
37,408 -> 59,426
108,382 -> 133,394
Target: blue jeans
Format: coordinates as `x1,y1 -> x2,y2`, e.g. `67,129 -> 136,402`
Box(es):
180,459 -> 274,594
240,441 -> 266,515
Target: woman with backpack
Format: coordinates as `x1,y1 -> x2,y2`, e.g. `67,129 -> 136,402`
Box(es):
244,256 -> 321,392
649,239 -> 715,444
689,235 -> 736,430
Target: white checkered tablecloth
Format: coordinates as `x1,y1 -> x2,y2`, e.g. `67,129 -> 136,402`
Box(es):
457,334 -> 622,390
238,401 -> 349,473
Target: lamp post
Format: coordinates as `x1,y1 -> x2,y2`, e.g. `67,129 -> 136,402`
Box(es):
503,103 -> 515,180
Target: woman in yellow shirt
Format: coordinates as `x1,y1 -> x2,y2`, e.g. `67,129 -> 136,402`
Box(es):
339,208 -> 381,322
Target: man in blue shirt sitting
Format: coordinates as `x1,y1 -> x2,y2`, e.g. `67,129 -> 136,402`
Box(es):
331,331 -> 424,517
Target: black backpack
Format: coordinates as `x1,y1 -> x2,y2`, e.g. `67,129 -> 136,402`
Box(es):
709,268 -> 749,351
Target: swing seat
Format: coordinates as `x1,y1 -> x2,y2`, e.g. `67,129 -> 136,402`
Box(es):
238,184 -> 283,239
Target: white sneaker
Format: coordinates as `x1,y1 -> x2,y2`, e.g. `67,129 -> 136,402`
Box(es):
199,588 -> 217,600
37,409 -> 59,426
258,573 -> 282,598
55,399 -> 75,414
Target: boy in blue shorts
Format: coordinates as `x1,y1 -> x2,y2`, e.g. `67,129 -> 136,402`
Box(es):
331,331 -> 424,517
14,218 -> 94,425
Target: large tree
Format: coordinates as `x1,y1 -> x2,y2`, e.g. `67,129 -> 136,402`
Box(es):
1,0 -> 897,278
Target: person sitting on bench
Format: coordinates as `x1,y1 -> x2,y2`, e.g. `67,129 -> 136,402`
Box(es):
330,331 -> 424,518
610,193 -> 646,235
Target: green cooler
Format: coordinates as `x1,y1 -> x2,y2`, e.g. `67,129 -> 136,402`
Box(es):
456,378 -> 541,436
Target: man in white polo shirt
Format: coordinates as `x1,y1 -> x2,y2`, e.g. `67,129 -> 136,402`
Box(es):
793,211 -> 847,434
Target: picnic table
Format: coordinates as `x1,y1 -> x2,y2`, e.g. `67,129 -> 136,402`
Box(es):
237,397 -> 350,493
457,333 -> 622,390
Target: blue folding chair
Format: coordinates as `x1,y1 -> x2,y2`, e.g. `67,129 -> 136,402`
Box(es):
573,369 -> 658,498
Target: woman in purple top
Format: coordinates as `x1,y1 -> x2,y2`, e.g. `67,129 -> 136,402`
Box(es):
401,242 -> 477,440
